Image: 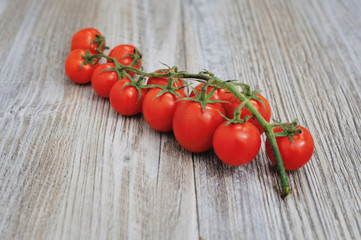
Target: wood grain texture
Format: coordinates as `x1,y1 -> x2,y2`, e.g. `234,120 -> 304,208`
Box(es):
0,0 -> 360,239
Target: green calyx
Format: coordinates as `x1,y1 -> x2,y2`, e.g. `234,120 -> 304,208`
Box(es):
272,119 -> 302,142
147,72 -> 186,99
125,49 -> 143,69
93,45 -> 143,79
91,34 -> 109,53
100,58 -> 127,79
99,56 -> 141,80
100,49 -> 144,79
145,66 -> 187,98
178,83 -> 227,112
79,49 -> 99,71
120,76 -> 147,103
146,84 -> 184,99
162,66 -> 186,88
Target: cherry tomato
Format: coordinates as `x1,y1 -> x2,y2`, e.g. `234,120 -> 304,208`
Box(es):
172,100 -> 225,152
147,69 -> 185,89
109,79 -> 148,116
142,88 -> 186,132
223,93 -> 271,134
71,28 -> 104,54
64,49 -> 98,84
108,44 -> 142,76
213,122 -> 261,166
91,63 -> 118,98
265,125 -> 314,170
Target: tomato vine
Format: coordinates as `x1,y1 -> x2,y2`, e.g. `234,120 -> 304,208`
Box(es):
65,29 -> 316,199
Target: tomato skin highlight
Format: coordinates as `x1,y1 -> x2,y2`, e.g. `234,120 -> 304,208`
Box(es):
147,69 -> 185,89
265,125 -> 315,171
108,44 -> 142,76
172,100 -> 225,153
223,93 -> 271,134
91,63 -> 118,98
142,88 -> 186,132
71,28 -> 104,54
109,79 -> 148,116
213,122 -> 261,166
65,49 -> 98,84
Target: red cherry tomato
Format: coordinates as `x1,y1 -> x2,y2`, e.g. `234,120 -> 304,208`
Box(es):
109,79 -> 148,116
265,125 -> 314,170
91,63 -> 118,98
71,28 -> 104,54
142,88 -> 186,132
172,100 -> 225,152
147,69 -> 185,89
64,49 -> 98,84
223,93 -> 271,134
213,122 -> 261,166
108,44 -> 142,76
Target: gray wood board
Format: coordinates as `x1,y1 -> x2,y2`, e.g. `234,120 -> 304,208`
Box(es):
0,0 -> 360,239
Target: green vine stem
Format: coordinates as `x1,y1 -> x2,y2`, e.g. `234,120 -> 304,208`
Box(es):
89,49 -> 291,199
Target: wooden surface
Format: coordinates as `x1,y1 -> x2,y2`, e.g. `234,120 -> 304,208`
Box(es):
0,0 -> 360,239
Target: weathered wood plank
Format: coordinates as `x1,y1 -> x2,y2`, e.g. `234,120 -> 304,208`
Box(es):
0,0 -> 360,239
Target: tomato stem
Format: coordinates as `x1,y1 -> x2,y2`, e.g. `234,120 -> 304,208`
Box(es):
199,84 -> 208,101
165,75 -> 174,89
129,54 -> 141,68
233,104 -> 242,121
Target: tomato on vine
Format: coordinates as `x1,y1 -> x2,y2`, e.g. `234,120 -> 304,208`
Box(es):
265,123 -> 314,171
65,49 -> 99,84
64,28 -> 317,198
172,88 -> 225,153
142,87 -> 186,132
91,63 -> 118,98
213,121 -> 261,166
71,28 -> 105,54
109,78 -> 148,116
108,44 -> 142,76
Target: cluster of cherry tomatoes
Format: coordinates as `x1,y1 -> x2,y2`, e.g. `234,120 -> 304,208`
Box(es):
65,28 -> 314,171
